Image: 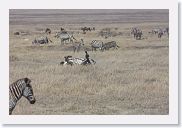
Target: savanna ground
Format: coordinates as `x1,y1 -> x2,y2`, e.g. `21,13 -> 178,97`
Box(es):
9,9 -> 169,115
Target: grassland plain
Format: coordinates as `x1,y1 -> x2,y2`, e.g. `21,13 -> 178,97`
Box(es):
9,9 -> 169,115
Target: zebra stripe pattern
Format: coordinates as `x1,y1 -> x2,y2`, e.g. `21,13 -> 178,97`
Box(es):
90,40 -> 104,51
9,78 -> 36,115
60,56 -> 96,66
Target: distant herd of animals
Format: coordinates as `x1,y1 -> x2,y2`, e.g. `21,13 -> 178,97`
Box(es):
10,26 -> 169,114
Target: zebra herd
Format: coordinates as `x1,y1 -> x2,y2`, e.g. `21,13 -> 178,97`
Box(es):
131,27 -> 169,40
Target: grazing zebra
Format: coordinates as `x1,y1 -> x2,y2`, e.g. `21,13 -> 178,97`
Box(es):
102,41 -> 119,50
32,36 -> 52,44
55,32 -> 76,45
73,39 -> 84,52
9,78 -> 36,115
90,40 -> 104,51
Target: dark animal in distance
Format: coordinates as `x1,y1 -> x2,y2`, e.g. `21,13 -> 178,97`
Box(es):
45,28 -> 51,34
14,32 -> 20,35
81,27 -> 95,34
9,78 -> 36,115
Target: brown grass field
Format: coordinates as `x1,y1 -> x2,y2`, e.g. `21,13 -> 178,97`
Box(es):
9,9 -> 169,115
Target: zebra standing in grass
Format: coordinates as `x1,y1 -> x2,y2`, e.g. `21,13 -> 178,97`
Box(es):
55,32 -> 76,45
32,36 -> 52,44
9,78 -> 36,115
73,39 -> 84,52
131,27 -> 143,40
102,41 -> 119,50
158,29 -> 164,38
90,40 -> 104,51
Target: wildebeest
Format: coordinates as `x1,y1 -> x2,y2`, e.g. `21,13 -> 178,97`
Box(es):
81,27 -> 91,32
14,32 -> 20,35
90,40 -> 104,51
102,41 -> 119,50
32,36 -> 52,44
45,28 -> 51,34
73,39 -> 84,52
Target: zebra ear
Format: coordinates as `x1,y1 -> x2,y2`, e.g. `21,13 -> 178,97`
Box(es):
24,78 -> 31,84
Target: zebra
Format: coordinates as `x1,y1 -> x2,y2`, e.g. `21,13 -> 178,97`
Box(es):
55,32 -> 76,45
9,78 -> 36,115
60,52 -> 96,66
158,29 -> 164,38
102,41 -> 119,50
73,39 -> 84,52
135,30 -> 142,40
162,27 -> 169,36
90,40 -> 104,51
131,27 -> 143,40
32,36 -> 52,44
151,28 -> 160,34
60,57 -> 96,65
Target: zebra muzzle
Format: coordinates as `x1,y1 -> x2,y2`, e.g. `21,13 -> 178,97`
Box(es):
30,99 -> 36,104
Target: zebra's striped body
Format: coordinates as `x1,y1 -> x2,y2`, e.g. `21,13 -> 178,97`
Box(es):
102,41 -> 119,50
32,36 -> 51,44
131,27 -> 143,40
60,56 -> 96,66
158,29 -> 164,38
9,78 -> 36,115
73,39 -> 84,52
55,32 -> 76,45
90,40 -> 104,51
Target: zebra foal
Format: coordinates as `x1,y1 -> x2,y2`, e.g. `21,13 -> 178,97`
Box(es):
9,78 -> 36,115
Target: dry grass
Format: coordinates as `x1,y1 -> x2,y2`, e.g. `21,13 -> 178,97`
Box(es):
10,10 -> 169,115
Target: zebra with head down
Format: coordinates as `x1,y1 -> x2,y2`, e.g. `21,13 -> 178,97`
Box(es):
9,78 -> 36,115
32,36 -> 52,44
55,32 -> 76,45
90,40 -> 104,51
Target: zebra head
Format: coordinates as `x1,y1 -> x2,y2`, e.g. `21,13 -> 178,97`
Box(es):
22,78 -> 36,104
